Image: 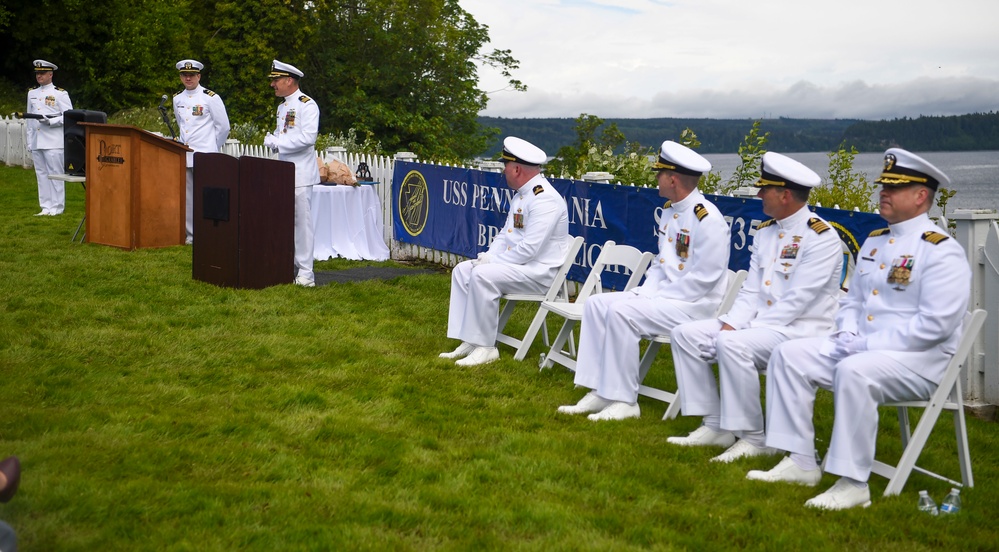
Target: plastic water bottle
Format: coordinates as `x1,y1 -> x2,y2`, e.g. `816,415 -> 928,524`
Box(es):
940,488 -> 961,515
917,490 -> 938,515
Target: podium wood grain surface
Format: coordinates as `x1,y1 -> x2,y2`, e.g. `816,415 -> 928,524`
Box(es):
82,123 -> 189,249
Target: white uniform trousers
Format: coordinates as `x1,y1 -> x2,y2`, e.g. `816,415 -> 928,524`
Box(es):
765,337 -> 937,482
447,260 -> 549,348
574,293 -> 712,404
185,168 -> 195,242
32,149 -> 65,214
672,320 -> 788,432
294,186 -> 315,282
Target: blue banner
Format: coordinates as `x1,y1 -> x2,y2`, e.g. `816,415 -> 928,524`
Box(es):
393,162 -> 886,290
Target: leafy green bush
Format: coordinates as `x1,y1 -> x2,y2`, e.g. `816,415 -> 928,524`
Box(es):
809,142 -> 877,212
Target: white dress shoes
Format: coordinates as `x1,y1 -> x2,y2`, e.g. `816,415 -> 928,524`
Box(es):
746,456 -> 822,486
557,391 -> 611,415
805,478 -> 871,510
667,425 -> 736,448
439,342 -> 475,359
455,346 -> 499,366
710,439 -> 781,463
34,210 -> 48,216
587,401 -> 640,421
293,275 -> 315,287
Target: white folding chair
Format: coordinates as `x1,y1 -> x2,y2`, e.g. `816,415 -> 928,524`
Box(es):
871,309 -> 987,496
496,236 -> 585,361
636,269 -> 748,420
538,240 -> 654,372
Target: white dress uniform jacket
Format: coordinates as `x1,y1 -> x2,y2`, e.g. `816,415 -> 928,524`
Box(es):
274,91 -> 321,188
484,175 -> 570,283
721,206 -> 843,337
26,83 -> 72,151
764,213 -> 971,481
447,174 -> 569,347
573,190 -> 731,403
173,85 -> 230,167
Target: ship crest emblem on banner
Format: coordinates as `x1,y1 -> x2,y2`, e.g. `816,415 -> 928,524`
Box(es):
399,170 -> 429,237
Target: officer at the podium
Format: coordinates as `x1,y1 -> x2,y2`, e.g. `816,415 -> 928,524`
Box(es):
173,59 -> 230,245
264,60 -> 321,287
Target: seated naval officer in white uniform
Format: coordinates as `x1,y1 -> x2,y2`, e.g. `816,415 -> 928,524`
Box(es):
26,59 -> 73,216
748,149 -> 971,510
173,59 -> 230,245
440,137 -> 570,367
264,60 -> 320,287
667,152 -> 844,463
557,141 -> 731,421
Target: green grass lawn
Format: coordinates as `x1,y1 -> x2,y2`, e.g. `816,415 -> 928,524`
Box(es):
1,163 -> 996,550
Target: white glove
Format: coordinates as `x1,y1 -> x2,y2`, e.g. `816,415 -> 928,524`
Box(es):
39,116 -> 51,126
821,331 -> 866,361
49,116 -> 63,126
471,252 -> 492,266
698,343 -> 717,361
263,133 -> 278,151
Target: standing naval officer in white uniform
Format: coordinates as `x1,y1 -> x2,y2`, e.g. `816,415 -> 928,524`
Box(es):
264,60 -> 321,287
748,149 -> 971,510
173,59 -> 230,245
557,140 -> 731,421
440,137 -> 570,367
26,59 -> 73,216
667,152 -> 844,463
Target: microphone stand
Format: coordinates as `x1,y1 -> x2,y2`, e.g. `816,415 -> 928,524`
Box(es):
158,95 -> 178,140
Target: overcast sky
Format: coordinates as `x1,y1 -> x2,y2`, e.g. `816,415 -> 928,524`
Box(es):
461,0 -> 999,120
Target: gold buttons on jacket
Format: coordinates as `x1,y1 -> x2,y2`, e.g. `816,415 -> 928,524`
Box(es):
765,280 -> 771,286
673,214 -> 679,219
660,259 -> 665,264
767,300 -> 773,306
889,239 -> 895,244
779,233 -> 785,239
678,264 -> 685,270
880,264 -> 886,270
872,289 -> 879,296
867,315 -> 874,321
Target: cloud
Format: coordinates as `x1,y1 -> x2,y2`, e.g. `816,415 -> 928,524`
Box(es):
481,77 -> 999,120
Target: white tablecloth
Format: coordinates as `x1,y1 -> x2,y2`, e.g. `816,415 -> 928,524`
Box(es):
311,184 -> 390,261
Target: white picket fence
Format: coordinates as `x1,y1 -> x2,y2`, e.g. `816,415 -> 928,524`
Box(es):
3,118 -> 999,406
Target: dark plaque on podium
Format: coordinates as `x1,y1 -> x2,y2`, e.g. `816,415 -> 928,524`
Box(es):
192,153 -> 295,289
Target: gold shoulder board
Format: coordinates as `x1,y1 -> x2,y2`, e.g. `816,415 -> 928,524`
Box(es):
299,96 -> 311,103
808,217 -> 830,234
204,89 -> 216,97
663,201 -> 673,210
533,185 -> 544,196
869,228 -> 890,237
757,219 -> 776,230
694,204 -> 708,221
922,231 -> 949,244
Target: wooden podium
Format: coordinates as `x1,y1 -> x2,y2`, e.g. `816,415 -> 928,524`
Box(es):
82,122 -> 189,249
192,153 -> 295,289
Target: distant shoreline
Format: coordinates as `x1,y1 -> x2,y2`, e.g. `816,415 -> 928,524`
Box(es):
478,112 -> 999,157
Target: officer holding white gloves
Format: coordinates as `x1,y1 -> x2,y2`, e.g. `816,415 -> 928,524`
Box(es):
26,59 -> 73,216
440,137 -> 570,367
749,149 -> 971,511
557,140 -> 731,421
265,60 -> 321,287
667,152 -> 844,464
172,59 -> 230,245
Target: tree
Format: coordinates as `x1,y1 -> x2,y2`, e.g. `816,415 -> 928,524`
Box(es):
809,142 -> 877,212
306,0 -> 519,161
0,0 -> 190,113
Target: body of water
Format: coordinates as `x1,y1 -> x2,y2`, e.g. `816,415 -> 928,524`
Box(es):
702,150 -> 999,216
